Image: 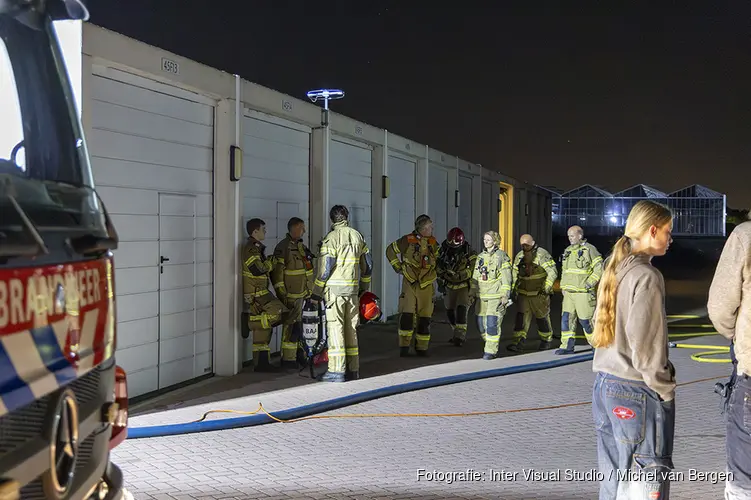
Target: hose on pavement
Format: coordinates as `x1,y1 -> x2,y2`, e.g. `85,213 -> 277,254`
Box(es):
128,369 -> 727,439
126,315 -> 728,439
666,314 -> 731,364
128,353 -> 595,439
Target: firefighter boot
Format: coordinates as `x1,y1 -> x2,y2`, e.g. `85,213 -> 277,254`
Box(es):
509,312 -> 526,352
507,339 -> 524,352
254,351 -> 281,372
446,309 -> 457,329
554,337 -> 576,355
400,347 -> 412,357
446,309 -> 462,346
319,371 -> 345,383
345,370 -> 360,381
536,317 -> 554,351
415,317 -> 431,357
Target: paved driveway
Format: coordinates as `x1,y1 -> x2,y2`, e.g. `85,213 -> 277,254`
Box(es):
114,328 -> 733,500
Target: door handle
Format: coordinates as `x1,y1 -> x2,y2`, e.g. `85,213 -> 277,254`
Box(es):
160,256 -> 170,264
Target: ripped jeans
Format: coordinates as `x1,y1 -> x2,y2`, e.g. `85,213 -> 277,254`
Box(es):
592,372 -> 675,500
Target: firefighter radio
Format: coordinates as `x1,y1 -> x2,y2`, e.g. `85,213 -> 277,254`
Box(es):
478,258 -> 488,281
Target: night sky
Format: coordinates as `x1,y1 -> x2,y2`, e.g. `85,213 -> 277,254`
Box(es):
87,1 -> 751,207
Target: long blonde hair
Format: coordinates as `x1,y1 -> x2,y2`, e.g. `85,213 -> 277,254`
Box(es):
590,200 -> 673,348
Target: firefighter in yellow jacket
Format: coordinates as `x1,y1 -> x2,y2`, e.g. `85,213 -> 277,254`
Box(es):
555,225 -> 603,354
386,214 -> 440,356
437,227 -> 477,346
272,217 -> 316,369
509,233 -> 558,352
241,218 -> 288,371
470,231 -> 513,359
310,205 -> 373,383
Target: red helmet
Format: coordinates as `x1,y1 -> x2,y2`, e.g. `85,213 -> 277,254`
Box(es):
359,292 -> 382,322
446,227 -> 465,247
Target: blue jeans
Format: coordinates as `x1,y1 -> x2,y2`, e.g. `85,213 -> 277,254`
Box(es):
725,373 -> 751,499
592,372 -> 676,500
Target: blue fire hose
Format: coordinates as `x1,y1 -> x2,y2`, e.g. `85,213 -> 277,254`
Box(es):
128,352 -> 594,439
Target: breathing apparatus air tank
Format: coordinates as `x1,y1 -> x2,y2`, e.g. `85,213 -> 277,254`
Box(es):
301,298 -> 328,378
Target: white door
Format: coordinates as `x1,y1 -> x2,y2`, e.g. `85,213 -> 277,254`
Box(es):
240,112 -> 311,362
88,67 -> 215,398
459,174 -> 474,247
157,193 -> 212,389
428,163 -> 450,241
385,155 -> 416,318
330,138 -> 373,245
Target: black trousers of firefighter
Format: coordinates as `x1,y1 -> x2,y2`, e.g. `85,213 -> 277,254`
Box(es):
444,287 -> 469,342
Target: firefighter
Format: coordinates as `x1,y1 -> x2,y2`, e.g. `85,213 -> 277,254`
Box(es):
555,225 -> 603,355
437,227 -> 477,346
310,205 -> 373,382
272,217 -> 316,369
470,231 -> 513,359
241,218 -> 288,371
386,214 -> 440,356
509,234 -> 558,352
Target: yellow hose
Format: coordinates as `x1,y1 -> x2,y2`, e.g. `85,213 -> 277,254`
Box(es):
666,314 -> 731,363
573,313 -> 730,363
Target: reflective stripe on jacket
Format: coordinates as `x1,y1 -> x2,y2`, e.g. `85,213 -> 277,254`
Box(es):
242,238 -> 274,308
272,235 -> 315,300
386,232 -> 440,288
312,220 -> 373,298
470,247 -> 513,301
560,240 -> 603,293
437,241 -> 478,290
512,247 -> 558,296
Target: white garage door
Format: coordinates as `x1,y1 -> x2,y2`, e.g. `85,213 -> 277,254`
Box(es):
330,138 -> 373,245
240,111 -> 311,361
459,174 -> 474,247
481,181 -> 499,242
89,68 -> 214,398
428,163 -> 450,242
384,154 -> 416,318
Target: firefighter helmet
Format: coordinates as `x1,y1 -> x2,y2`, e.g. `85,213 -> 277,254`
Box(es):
359,292 -> 382,322
446,227 -> 465,248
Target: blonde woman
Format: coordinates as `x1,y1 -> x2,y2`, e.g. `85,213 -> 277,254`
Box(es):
469,231 -> 513,359
590,200 -> 676,500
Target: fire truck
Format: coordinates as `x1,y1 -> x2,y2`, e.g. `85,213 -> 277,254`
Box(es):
0,0 -> 128,498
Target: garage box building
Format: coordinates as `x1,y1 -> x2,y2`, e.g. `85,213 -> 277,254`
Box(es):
64,23 -> 552,398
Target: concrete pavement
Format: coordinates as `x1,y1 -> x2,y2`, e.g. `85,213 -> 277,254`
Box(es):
113,316 -> 733,499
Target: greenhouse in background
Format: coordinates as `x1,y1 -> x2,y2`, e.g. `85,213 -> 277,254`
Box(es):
539,183 -> 727,237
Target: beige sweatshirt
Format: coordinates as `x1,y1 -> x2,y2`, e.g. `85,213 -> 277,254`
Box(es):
592,253 -> 676,402
708,221 -> 751,376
